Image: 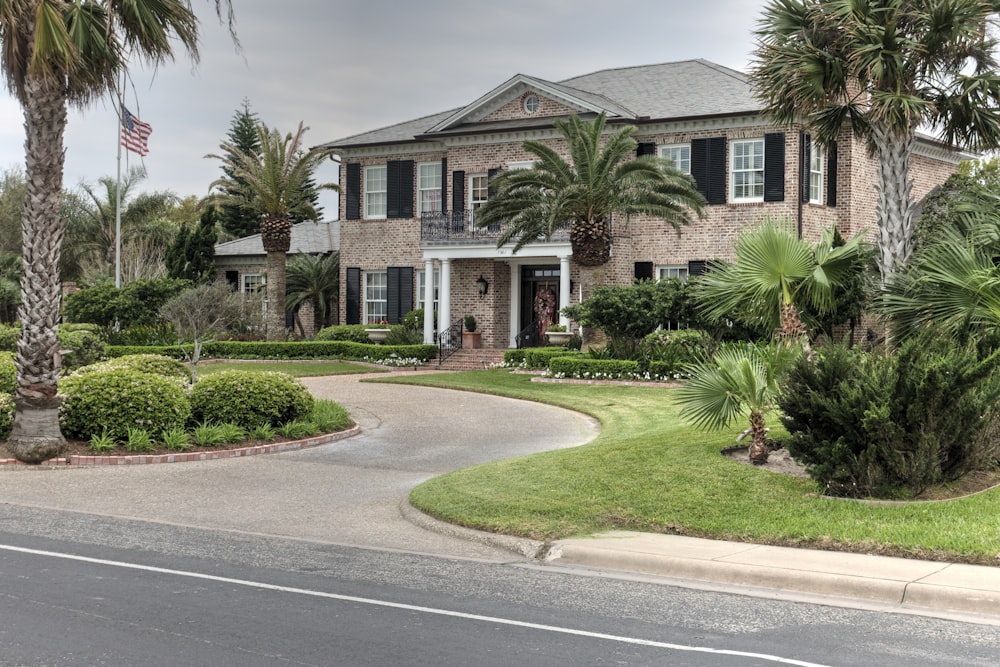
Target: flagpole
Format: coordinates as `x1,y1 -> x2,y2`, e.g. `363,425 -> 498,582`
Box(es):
115,85 -> 123,289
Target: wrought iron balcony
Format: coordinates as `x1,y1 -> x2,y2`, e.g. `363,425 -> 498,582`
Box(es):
420,210 -> 570,247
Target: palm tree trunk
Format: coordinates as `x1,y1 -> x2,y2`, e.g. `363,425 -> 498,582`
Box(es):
264,250 -> 286,341
577,262 -> 607,347
748,410 -> 769,464
873,125 -> 916,283
7,75 -> 69,463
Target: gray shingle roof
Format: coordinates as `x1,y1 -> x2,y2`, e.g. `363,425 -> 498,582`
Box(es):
214,220 -> 339,257
322,59 -> 760,150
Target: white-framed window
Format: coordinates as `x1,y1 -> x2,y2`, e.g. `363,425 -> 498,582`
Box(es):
730,138 -> 765,202
418,162 -> 442,215
468,173 -> 489,224
523,94 -> 539,114
507,160 -> 536,171
365,165 -> 387,219
364,270 -> 387,324
416,268 -> 440,314
659,144 -> 691,174
242,273 -> 264,293
656,265 -> 689,282
809,142 -> 824,204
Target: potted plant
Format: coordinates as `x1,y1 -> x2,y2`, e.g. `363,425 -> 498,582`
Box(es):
365,320 -> 391,343
544,323 -> 572,345
462,315 -> 482,349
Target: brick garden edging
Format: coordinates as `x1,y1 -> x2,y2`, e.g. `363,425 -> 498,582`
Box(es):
0,424 -> 361,467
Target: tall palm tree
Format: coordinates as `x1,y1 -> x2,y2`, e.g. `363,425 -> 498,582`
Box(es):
751,0 -> 1000,283
285,251 -> 339,336
475,112 -> 705,293
676,341 -> 803,464
695,219 -> 868,340
207,122 -> 336,341
0,0 -> 233,464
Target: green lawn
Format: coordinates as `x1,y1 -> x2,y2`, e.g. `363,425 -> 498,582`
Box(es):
375,369 -> 1000,565
197,360 -> 386,377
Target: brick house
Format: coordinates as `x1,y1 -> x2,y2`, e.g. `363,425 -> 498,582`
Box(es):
321,59 -> 962,349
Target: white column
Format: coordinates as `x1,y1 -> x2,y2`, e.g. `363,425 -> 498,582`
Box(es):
559,255 -> 571,328
508,262 -> 520,348
423,258 -> 435,344
439,258 -> 452,336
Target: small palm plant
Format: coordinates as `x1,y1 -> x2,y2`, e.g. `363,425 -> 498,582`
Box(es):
675,341 -> 803,464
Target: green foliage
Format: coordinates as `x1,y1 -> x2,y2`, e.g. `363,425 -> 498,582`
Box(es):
159,427 -> 191,451
216,422 -> 246,443
639,329 -> 712,371
780,337 -> 1000,498
278,420 -> 320,439
105,323 -> 177,346
523,347 -> 576,369
0,351 -> 14,393
249,423 -> 276,441
56,326 -> 107,372
106,340 -> 440,363
72,354 -> 188,380
217,100 -> 264,238
124,426 -> 154,452
165,207 -> 217,282
464,315 -> 477,332
402,309 -> 426,332
384,324 -> 422,346
191,421 -> 227,447
189,370 -> 314,427
0,322 -> 16,352
309,399 -> 352,433
286,251 -> 339,335
548,357 -> 640,380
63,278 -> 191,330
89,428 -> 117,452
0,392 -> 12,439
314,324 -> 371,343
59,369 -> 191,441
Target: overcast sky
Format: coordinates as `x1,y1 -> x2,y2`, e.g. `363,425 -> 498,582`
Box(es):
0,0 -> 766,220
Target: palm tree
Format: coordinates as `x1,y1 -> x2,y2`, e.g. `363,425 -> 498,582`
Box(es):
676,341 -> 803,464
285,251 -> 339,337
207,122 -> 336,341
475,112 -> 705,293
0,0 -> 233,464
695,219 -> 868,341
751,0 -> 1000,283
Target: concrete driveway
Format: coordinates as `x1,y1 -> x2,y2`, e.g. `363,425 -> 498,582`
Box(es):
0,372 -> 599,560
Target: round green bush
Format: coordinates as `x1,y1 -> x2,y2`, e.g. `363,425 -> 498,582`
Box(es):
73,354 -> 188,380
0,351 -> 14,394
189,370 -> 314,427
56,326 -> 107,372
59,368 -> 191,441
314,324 -> 370,343
0,393 -> 13,439
0,323 -> 17,353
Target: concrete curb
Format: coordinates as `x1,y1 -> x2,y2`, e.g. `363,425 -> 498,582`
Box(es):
400,502 -> 546,560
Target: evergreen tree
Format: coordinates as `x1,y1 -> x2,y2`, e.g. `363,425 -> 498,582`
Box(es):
165,207 -> 218,283
218,99 -> 262,239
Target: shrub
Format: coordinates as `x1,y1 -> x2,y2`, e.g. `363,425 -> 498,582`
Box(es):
189,370 -> 314,428
63,278 -> 190,331
0,323 -> 16,352
523,347 -> 577,369
780,336 -> 1000,498
0,393 -> 13,439
548,357 -> 640,380
315,324 -> 370,343
309,399 -> 352,432
60,368 -> 191,441
72,354 -> 189,380
0,351 -> 14,394
639,329 -> 712,373
106,323 -> 177,347
57,326 -> 107,372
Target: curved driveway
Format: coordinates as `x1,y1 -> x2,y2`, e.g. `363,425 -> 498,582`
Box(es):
0,372 -> 598,560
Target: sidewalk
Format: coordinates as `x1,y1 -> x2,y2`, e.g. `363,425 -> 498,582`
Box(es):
543,531 -> 1000,621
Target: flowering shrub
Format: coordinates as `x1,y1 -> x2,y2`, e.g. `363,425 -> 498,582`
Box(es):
189,370 -> 314,428
365,355 -> 425,367
71,354 -> 189,381
0,351 -> 14,394
60,368 -> 191,441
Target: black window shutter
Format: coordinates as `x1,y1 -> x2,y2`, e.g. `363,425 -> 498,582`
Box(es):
692,137 -> 727,205
826,141 -> 838,208
452,170 -> 465,212
800,133 -> 811,204
387,160 -> 414,219
346,267 -> 361,325
346,163 -> 361,220
440,158 -> 448,213
636,142 -> 656,157
764,133 -> 785,202
634,261 -> 654,281
487,167 -> 501,199
386,266 -> 414,325
688,260 -> 709,277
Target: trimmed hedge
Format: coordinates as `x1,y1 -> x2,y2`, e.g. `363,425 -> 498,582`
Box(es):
0,351 -> 14,394
107,341 -> 439,362
60,368 -> 191,441
0,393 -> 12,440
314,324 -> 370,343
189,370 -> 314,427
549,357 -> 641,380
72,354 -> 189,380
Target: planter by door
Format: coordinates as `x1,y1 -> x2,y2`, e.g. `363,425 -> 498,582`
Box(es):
462,331 -> 482,349
545,331 -> 572,346
366,328 -> 390,343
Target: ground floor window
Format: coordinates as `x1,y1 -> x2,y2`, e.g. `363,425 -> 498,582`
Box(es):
365,270 -> 388,324
416,268 -> 440,316
242,273 -> 265,293
656,265 -> 689,330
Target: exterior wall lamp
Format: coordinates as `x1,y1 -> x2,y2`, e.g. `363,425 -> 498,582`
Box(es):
476,274 -> 489,298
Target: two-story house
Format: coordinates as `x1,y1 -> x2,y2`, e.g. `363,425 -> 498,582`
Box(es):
321,59 -> 961,349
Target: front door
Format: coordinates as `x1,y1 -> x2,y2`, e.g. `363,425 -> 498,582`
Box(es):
517,265 -> 560,348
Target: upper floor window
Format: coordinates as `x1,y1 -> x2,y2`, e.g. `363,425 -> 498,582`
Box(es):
730,138 -> 765,202
809,142 -> 824,204
365,270 -> 387,324
418,162 -> 442,215
365,165 -> 387,219
659,144 -> 691,174
469,173 -> 489,219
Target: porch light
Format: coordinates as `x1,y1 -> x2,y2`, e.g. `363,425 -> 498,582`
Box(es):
476,274 -> 489,298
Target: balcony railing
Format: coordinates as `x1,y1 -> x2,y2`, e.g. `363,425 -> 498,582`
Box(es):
420,210 -> 571,246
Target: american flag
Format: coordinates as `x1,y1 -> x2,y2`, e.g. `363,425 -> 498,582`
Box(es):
121,106 -> 152,156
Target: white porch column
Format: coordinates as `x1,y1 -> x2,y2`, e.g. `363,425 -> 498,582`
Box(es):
508,262 -> 520,348
558,255 -> 571,328
439,258 -> 452,335
423,258 -> 435,344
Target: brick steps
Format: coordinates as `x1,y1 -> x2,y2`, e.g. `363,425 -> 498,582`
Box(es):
436,348 -> 507,370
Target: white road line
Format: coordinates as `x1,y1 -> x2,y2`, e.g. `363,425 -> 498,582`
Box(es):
0,543 -> 829,666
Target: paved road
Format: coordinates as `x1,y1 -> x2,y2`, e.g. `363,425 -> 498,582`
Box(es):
0,373 -> 598,558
